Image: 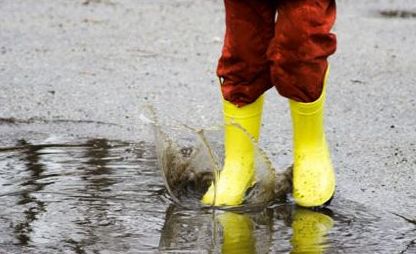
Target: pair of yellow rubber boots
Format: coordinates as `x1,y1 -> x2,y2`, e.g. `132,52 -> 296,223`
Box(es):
202,72 -> 335,207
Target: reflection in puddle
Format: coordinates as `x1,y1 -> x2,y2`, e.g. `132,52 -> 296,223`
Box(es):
160,205 -> 274,253
160,201 -> 415,253
14,140 -> 48,246
0,129 -> 414,253
290,208 -> 333,253
0,135 -> 165,253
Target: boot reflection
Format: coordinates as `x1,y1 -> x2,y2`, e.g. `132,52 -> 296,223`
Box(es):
159,205 -> 272,253
291,208 -> 334,254
219,212 -> 256,254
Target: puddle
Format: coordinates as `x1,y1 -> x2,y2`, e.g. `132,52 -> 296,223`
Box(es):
160,199 -> 415,253
0,129 -> 166,252
0,121 -> 415,253
379,10 -> 416,18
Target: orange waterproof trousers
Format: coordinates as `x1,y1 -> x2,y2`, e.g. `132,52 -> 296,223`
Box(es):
217,0 -> 337,106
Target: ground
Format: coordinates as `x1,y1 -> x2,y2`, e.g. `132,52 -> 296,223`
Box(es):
1,0 -> 415,236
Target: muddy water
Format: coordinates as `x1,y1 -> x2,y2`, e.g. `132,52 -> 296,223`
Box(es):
0,122 -> 415,253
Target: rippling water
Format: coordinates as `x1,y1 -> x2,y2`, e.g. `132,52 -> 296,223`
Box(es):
0,137 -> 166,252
0,122 -> 415,253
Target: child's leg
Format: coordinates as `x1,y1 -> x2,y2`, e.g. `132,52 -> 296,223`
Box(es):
217,0 -> 277,107
268,0 -> 337,102
268,0 -> 337,207
202,0 -> 277,206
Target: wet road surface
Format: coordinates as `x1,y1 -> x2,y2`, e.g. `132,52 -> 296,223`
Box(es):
0,121 -> 415,253
1,0 -> 416,252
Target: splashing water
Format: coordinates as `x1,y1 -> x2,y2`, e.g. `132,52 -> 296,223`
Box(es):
147,107 -> 292,210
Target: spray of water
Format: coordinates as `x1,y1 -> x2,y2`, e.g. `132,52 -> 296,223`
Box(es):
143,106 -> 292,210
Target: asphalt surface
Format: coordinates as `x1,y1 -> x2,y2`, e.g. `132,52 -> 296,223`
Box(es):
1,0 -> 415,236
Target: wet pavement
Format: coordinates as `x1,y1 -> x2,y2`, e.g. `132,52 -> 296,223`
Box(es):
0,122 -> 165,253
0,122 -> 414,253
1,0 -> 416,253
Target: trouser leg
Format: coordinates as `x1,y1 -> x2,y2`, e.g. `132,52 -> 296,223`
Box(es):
268,0 -> 337,102
217,0 -> 277,107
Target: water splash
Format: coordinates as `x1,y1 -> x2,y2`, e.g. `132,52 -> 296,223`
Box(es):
147,106 -> 290,210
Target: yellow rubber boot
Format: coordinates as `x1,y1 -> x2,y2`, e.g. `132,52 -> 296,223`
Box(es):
219,212 -> 255,254
201,95 -> 264,206
289,69 -> 335,207
291,208 -> 334,253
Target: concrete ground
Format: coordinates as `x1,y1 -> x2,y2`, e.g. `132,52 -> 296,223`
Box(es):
1,0 -> 415,230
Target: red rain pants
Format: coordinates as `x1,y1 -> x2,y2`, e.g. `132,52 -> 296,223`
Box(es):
217,0 -> 337,106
